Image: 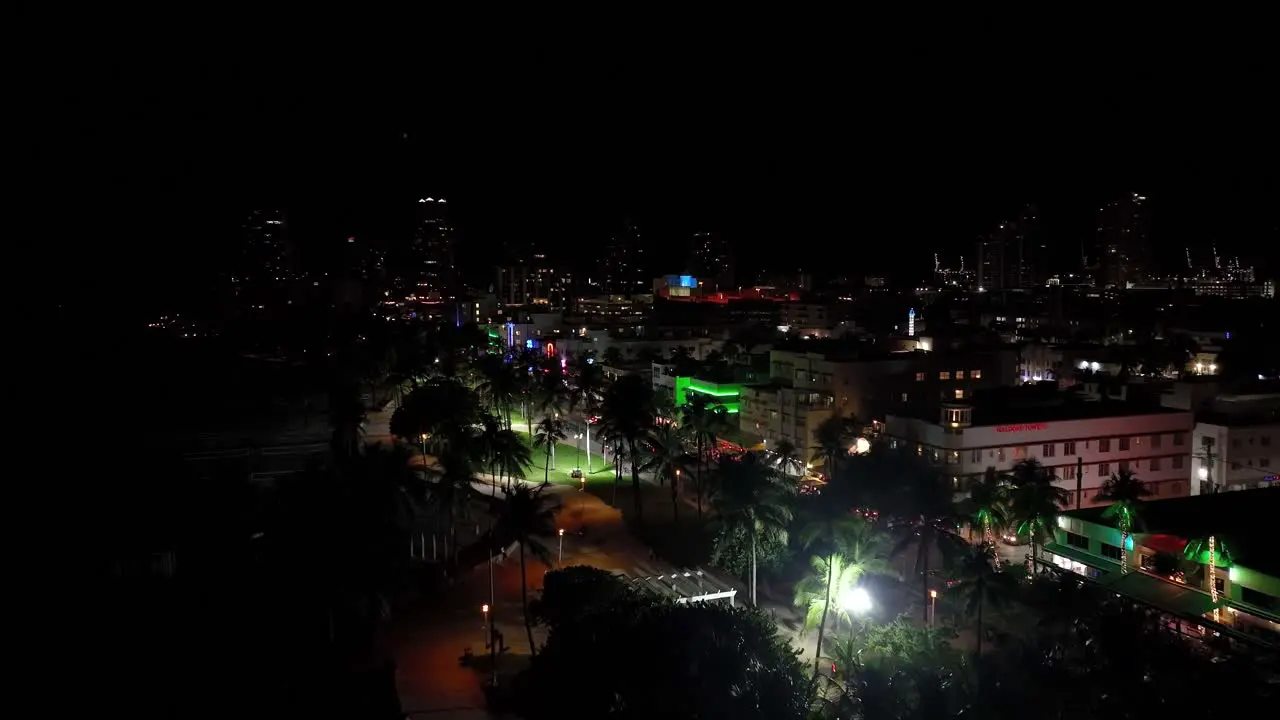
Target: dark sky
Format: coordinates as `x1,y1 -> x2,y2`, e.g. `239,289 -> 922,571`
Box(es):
22,24 -> 1277,317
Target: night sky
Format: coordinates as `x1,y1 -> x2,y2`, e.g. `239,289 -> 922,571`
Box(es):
22,28 -> 1277,319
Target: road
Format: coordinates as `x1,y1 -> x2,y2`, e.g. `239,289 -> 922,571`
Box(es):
382,479 -> 673,718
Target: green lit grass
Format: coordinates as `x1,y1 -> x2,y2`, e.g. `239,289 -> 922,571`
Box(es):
509,413 -> 613,486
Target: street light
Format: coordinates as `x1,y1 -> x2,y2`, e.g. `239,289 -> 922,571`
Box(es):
929,589 -> 938,627
558,528 -> 565,564
420,432 -> 428,460
839,586 -> 873,616
481,603 -> 490,646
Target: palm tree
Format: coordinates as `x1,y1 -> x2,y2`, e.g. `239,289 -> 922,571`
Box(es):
682,393 -> 727,522
793,515 -> 885,671
532,416 -> 567,487
770,439 -> 805,479
642,422 -> 694,522
710,453 -> 793,605
1008,460 -> 1070,573
600,375 -> 656,522
796,514 -> 877,677
890,463 -> 966,622
962,467 -> 1011,549
1093,468 -> 1151,574
497,484 -> 557,655
429,445 -> 477,568
568,354 -> 604,473
954,543 -> 1015,661
492,427 -> 532,493
477,356 -> 520,429
810,415 -> 852,480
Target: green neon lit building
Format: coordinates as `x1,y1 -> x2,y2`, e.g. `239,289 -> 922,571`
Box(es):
674,376 -> 743,414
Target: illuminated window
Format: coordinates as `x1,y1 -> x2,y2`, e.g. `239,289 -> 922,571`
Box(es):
1013,446 -> 1028,460
939,371 -> 951,380
970,369 -> 982,379
954,389 -> 965,399
955,370 -> 965,379
915,372 -> 925,381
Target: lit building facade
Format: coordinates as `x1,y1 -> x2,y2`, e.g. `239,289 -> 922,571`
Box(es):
1044,491 -> 1279,648
740,385 -> 835,460
884,403 -> 1195,505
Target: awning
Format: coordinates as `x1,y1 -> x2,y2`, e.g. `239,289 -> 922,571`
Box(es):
1102,571 -> 1226,617
1137,533 -> 1188,556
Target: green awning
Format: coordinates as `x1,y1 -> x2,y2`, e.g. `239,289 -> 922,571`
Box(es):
1102,571 -> 1226,617
1043,543 -> 1119,573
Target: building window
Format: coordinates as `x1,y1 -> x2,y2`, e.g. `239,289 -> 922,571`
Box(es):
1100,543 -> 1122,561
972,448 -> 982,463
1173,432 -> 1186,446
939,371 -> 951,380
1098,462 -> 1110,476
1064,465 -> 1076,480
1118,460 -> 1130,473
1241,587 -> 1279,612
900,393 -> 908,402
1064,441 -> 1076,455
954,389 -> 965,399
1261,458 -> 1271,468
1151,434 -> 1162,449
1172,455 -> 1184,470
1150,457 -> 1161,471
1013,446 -> 1028,460
971,369 -> 982,379
1262,436 -> 1272,447
1042,443 -> 1056,457
915,372 -> 925,381
1065,531 -> 1089,550
1119,436 -> 1130,451
1098,438 -> 1111,452
955,370 -> 965,379
996,448 -> 1006,462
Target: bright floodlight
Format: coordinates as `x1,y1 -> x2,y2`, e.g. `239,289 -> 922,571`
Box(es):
1198,467 -> 1209,480
839,586 -> 872,615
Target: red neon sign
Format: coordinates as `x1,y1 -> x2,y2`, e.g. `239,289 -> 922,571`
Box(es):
995,423 -> 1048,433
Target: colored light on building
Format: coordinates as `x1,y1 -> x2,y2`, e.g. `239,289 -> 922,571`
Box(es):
678,275 -> 697,288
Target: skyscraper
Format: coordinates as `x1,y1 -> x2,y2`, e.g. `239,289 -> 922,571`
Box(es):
229,208 -> 294,309
411,197 -> 458,299
601,221 -> 648,296
689,231 -> 734,289
976,204 -> 1042,291
1096,193 -> 1150,288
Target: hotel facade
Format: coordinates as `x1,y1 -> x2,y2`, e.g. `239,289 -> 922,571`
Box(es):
884,402 -> 1196,506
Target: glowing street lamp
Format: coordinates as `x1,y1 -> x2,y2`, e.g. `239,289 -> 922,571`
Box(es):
929,589 -> 938,627
839,586 -> 873,616
558,528 -> 565,564
420,432 -> 429,460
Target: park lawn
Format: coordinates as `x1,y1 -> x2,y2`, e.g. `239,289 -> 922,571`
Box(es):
512,428 -> 613,486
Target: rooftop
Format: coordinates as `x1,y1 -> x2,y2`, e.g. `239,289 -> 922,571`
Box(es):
1066,488 -> 1280,577
893,396 -> 1187,427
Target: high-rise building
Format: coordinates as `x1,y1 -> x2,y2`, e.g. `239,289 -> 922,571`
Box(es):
411,197 -> 458,299
602,221 -> 648,296
229,208 -> 295,309
1096,193 -> 1150,288
976,205 -> 1043,291
689,231 -> 734,289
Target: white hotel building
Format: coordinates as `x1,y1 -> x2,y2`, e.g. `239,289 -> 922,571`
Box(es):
884,402 -> 1195,507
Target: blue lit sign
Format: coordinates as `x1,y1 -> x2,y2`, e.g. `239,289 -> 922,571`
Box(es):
525,339 -> 535,349
678,275 -> 696,288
